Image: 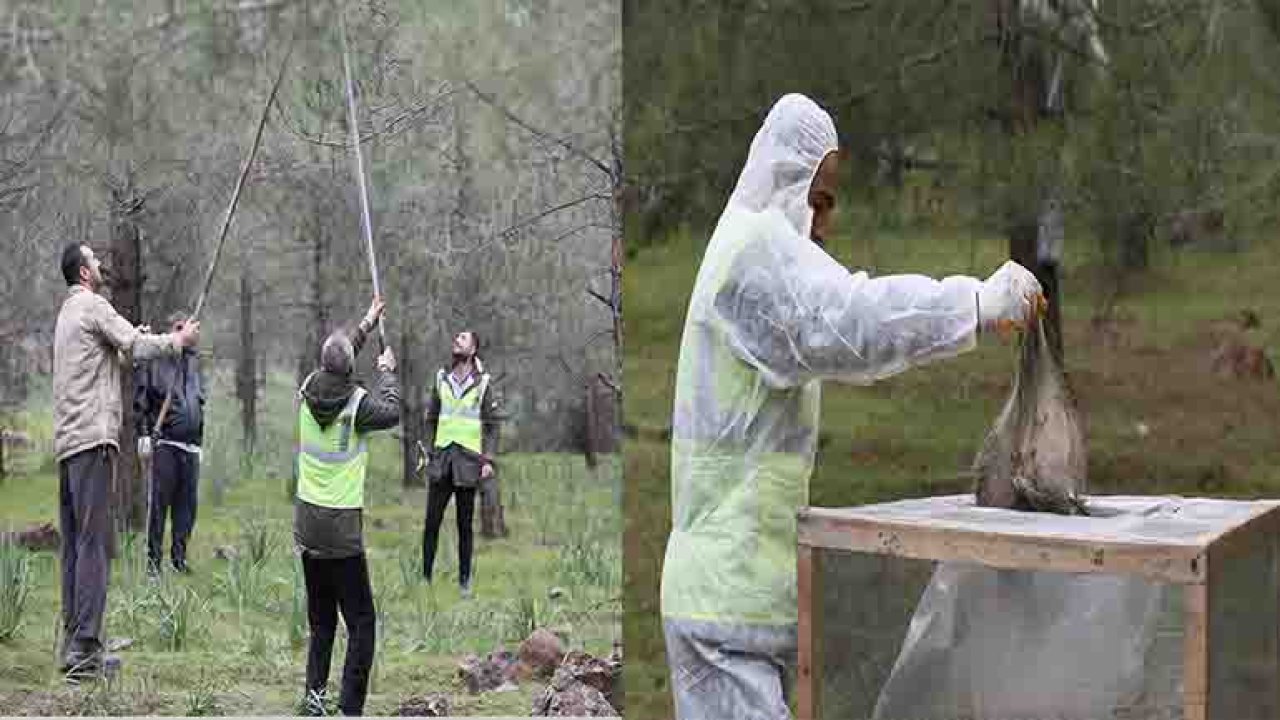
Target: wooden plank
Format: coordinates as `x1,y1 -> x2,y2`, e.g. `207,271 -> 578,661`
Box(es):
797,545 -> 821,720
1183,582 -> 1210,720
1274,536 -> 1280,716
798,513 -> 1207,584
1204,503 -> 1280,563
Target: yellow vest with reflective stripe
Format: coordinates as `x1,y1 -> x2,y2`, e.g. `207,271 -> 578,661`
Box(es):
660,208 -> 819,626
296,379 -> 369,509
434,369 -> 488,454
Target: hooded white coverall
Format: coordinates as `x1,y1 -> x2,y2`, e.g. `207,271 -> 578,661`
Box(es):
659,93 -> 1004,720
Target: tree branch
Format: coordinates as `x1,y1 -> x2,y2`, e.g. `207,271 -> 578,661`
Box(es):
463,79 -> 613,178
277,88 -> 454,149
586,288 -> 612,308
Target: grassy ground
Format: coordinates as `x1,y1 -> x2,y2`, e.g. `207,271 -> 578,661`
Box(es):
0,375 -> 621,716
623,210 -> 1280,719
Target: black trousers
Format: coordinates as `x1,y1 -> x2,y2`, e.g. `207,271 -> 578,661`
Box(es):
422,482 -> 476,584
147,444 -> 199,568
302,552 -> 377,716
58,445 -> 113,656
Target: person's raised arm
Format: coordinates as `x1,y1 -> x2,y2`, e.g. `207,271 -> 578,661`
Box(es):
91,295 -> 197,360
711,213 -> 1040,388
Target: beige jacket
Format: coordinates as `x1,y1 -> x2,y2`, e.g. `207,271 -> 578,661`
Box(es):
53,286 -> 180,461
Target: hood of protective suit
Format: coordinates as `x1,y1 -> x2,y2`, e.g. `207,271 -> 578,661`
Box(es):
726,93 -> 838,240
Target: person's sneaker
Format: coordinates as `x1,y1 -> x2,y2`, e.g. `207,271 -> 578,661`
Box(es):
146,558 -> 162,578
460,579 -> 474,599
62,651 -> 121,684
172,558 -> 191,575
298,688 -> 329,717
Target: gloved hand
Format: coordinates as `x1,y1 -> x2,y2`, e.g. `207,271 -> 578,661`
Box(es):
978,260 -> 1044,334
376,347 -> 396,373
137,436 -> 152,458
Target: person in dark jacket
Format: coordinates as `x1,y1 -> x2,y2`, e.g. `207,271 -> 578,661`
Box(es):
294,297 -> 399,717
135,311 -> 207,574
420,329 -> 499,598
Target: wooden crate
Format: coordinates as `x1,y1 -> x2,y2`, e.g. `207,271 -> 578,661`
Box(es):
796,495 -> 1280,720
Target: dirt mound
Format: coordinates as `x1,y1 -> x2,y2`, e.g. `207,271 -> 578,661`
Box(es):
531,649 -> 622,717
395,693 -> 451,716
457,649 -> 519,694
518,628 -> 565,680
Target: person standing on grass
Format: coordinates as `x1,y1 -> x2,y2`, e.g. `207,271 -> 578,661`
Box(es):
53,243 -> 201,681
419,329 -> 500,599
658,94 -> 1044,720
134,311 -> 206,576
293,297 -> 399,717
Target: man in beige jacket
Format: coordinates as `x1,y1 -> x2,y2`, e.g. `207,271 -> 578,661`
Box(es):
53,243 -> 200,680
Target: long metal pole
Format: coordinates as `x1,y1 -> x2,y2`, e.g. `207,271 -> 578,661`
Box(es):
338,7 -> 386,350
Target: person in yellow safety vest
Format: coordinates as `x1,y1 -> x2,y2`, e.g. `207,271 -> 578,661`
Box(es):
659,94 -> 1045,720
293,297 -> 399,717
420,329 -> 500,599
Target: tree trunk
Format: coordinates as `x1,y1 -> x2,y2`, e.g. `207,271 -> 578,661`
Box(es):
296,209 -> 329,384
584,379 -> 598,469
109,185 -> 145,532
480,476 -> 507,539
1119,211 -> 1152,271
480,383 -> 507,540
999,0 -> 1067,365
290,213 -> 328,499
236,260 -> 257,480
398,310 -> 424,488
1008,220 -> 1064,364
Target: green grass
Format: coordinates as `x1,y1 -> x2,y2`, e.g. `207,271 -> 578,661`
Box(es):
0,374 -> 620,715
623,209 -> 1280,719
0,541 -> 33,643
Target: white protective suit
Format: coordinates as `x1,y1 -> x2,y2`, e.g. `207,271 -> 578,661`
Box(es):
660,93 -> 1012,719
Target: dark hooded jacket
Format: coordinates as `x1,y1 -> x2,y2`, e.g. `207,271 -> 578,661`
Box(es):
134,348 -> 205,446
294,324 -> 400,559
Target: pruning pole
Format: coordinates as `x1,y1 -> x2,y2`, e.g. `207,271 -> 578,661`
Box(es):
153,38 -> 295,439
338,5 -> 386,351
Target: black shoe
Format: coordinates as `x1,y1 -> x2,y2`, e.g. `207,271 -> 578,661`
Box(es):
172,558 -> 191,575
460,578 -> 473,599
146,558 -> 162,577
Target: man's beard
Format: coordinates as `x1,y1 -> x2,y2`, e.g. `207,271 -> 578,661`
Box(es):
451,352 -> 472,366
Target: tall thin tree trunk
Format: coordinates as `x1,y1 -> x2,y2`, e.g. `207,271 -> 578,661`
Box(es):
110,183 -> 145,532
999,0 -> 1066,364
398,295 -> 424,488
236,259 -> 257,485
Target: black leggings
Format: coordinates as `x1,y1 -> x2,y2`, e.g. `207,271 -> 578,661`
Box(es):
147,444 -> 199,567
302,552 -> 376,716
422,483 -> 476,584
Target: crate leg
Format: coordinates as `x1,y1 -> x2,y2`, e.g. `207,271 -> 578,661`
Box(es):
798,544 -> 822,720
1183,582 -> 1210,720
1273,537 -> 1280,715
